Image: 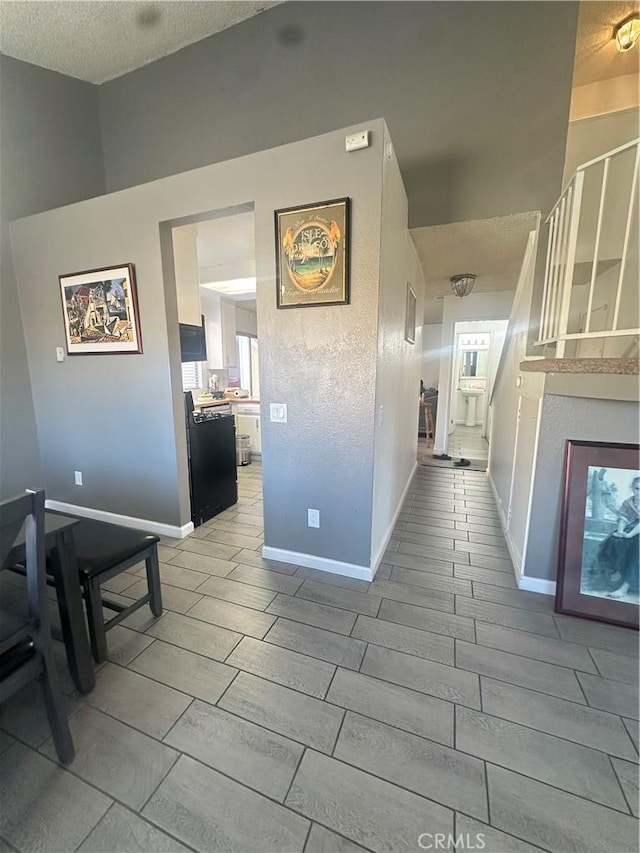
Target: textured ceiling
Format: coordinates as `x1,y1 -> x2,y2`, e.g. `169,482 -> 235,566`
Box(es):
0,1 -> 280,84
573,0 -> 640,87
410,212 -> 539,324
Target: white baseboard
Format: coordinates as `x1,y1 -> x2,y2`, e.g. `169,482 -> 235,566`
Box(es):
369,460 -> 418,578
44,500 -> 193,539
486,470 -> 521,582
262,462 -> 419,583
261,546 -> 373,581
519,576 -> 556,596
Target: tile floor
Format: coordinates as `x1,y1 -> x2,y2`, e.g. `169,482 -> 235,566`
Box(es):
447,425 -> 489,463
1,461 -> 639,852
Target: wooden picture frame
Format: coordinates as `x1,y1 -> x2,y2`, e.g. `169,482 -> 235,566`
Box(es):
405,283 -> 417,344
275,197 -> 350,308
555,439 -> 639,629
59,263 -> 142,355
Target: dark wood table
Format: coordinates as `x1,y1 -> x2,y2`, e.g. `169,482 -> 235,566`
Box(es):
2,512 -> 95,694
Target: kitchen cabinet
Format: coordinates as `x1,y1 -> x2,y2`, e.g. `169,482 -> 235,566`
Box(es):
200,291 -> 237,369
221,299 -> 237,368
173,225 -> 201,326
235,405 -> 261,454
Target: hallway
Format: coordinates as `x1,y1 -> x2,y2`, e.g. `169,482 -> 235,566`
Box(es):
0,464 -> 638,852
447,425 -> 489,463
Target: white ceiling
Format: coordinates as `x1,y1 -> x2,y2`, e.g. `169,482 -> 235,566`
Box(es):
196,212 -> 256,289
411,213 -> 540,324
573,0 -> 640,87
0,1 -> 279,84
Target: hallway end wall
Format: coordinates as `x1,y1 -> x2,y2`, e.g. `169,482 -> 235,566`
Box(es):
434,291 -> 515,456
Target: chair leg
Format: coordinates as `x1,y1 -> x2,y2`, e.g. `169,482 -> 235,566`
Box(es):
39,647 -> 75,764
145,546 -> 163,617
84,578 -> 109,663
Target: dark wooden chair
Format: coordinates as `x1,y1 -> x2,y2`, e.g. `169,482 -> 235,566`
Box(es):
0,490 -> 74,764
70,518 -> 162,663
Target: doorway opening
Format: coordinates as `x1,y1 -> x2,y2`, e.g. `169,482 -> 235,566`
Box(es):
446,319 -> 509,464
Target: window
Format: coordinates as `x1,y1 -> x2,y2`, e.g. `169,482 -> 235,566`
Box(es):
236,334 -> 259,398
181,360 -> 203,391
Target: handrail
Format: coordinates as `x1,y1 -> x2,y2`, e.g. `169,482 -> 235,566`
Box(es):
536,138 -> 640,355
546,137 -> 640,223
575,136 -> 640,174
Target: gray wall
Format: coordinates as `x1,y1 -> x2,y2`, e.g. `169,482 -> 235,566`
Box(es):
563,108 -> 640,183
98,1 -> 578,228
371,127 -> 425,566
525,390 -> 640,582
10,120 -> 387,567
0,55 -> 105,497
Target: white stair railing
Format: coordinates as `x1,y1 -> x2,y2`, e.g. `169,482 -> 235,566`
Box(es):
536,138 -> 639,358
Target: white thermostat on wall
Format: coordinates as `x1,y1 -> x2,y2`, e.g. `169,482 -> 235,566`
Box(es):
346,131 -> 370,152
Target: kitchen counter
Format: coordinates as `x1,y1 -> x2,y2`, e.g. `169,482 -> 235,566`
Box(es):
193,397 -> 261,410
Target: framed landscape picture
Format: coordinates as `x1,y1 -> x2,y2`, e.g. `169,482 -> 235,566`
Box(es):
59,263 -> 142,355
275,197 -> 350,308
555,440 -> 639,629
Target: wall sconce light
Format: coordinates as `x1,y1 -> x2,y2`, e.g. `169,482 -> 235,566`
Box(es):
450,274 -> 477,298
614,13 -> 640,52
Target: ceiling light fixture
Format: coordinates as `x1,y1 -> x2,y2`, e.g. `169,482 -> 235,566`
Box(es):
450,274 -> 477,298
614,13 -> 640,52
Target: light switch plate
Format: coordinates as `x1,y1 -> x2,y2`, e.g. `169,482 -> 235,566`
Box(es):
56,347 -> 65,362
270,403 -> 288,423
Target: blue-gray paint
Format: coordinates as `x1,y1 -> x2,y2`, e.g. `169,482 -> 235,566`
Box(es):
97,1 -> 578,227
0,56 -> 105,498
10,121 -> 387,567
525,394 -> 640,581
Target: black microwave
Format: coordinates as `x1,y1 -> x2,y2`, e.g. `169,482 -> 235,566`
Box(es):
179,316 -> 207,362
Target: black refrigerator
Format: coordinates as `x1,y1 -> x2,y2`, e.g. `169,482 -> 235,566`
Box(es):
184,393 -> 238,526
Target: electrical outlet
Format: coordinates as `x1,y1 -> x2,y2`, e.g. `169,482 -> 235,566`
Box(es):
307,508 -> 320,528
74,471 -> 83,486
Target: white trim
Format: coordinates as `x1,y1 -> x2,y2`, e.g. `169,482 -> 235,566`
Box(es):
576,137 -> 639,174
369,460 -> 418,577
519,575 -> 556,597
263,461 -> 418,584
519,394 -> 544,581
486,469 -> 521,583
44,499 -> 193,539
261,546 -> 373,581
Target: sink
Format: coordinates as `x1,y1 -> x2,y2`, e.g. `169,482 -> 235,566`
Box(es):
459,387 -> 484,425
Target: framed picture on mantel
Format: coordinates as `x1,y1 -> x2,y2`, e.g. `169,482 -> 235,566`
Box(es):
275,197 -> 350,308
555,439 -> 639,630
59,263 -> 142,355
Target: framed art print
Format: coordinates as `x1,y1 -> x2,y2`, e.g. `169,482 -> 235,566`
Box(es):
59,263 -> 142,355
555,440 -> 639,630
275,197 -> 350,308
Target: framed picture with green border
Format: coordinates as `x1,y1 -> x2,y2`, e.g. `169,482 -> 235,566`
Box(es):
275,197 -> 350,308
